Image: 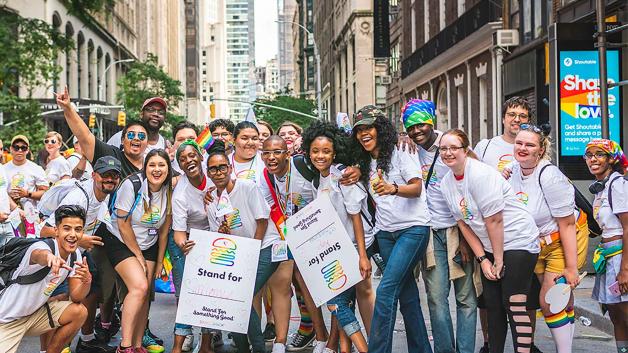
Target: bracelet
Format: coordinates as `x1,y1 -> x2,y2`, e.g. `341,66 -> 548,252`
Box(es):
391,182 -> 399,195
476,255 -> 488,264
27,191 -> 32,198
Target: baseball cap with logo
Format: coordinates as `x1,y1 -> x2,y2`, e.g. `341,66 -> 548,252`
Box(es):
353,105 -> 385,128
141,97 -> 168,111
93,156 -> 122,175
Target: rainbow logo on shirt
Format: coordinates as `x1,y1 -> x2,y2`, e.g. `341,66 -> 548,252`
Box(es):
288,193 -> 307,208
11,173 -> 25,188
236,169 -> 256,181
459,198 -> 474,220
140,205 -> 161,226
497,154 -> 513,172
43,275 -> 61,296
321,260 -> 347,291
421,164 -> 439,187
226,208 -> 243,229
516,192 -> 529,205
209,237 -> 237,267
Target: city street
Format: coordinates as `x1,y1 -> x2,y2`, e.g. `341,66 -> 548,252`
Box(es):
21,276 -> 616,352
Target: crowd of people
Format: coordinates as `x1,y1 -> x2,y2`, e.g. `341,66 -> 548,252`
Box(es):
0,86 -> 626,353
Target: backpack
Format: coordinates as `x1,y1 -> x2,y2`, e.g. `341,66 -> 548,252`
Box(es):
0,237 -> 77,295
107,172 -> 143,220
607,174 -> 628,213
538,164 -> 602,237
37,179 -> 89,218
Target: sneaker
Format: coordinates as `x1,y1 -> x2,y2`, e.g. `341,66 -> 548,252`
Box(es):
323,349 -> 337,353
312,340 -> 326,353
212,331 -> 224,347
531,345 -> 544,353
264,323 -> 277,342
145,327 -> 164,346
142,332 -> 165,353
478,342 -> 489,353
116,347 -> 135,353
182,334 -> 194,351
286,332 -> 315,351
76,338 -> 116,353
272,342 -> 286,353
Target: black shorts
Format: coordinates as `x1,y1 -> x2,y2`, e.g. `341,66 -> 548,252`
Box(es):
101,226 -> 159,267
83,250 -> 101,295
477,269 -> 541,310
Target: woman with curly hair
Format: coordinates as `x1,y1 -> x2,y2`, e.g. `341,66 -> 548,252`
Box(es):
351,105 -> 432,353
302,121 -> 375,353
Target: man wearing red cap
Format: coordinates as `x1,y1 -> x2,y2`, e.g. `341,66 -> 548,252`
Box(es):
107,97 -> 170,154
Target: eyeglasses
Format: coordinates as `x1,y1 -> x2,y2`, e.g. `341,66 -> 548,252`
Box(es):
44,139 -> 58,145
212,132 -> 232,139
126,131 -> 147,141
207,164 -> 230,175
438,146 -> 464,153
505,112 -> 530,120
261,150 -> 287,158
11,144 -> 28,152
143,107 -> 166,116
583,152 -> 608,160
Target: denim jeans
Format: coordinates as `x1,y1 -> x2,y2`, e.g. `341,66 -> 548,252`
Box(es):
368,225 -> 432,353
169,230 -> 210,336
327,286 -> 361,336
0,223 -> 14,244
232,246 -> 279,353
422,228 -> 477,353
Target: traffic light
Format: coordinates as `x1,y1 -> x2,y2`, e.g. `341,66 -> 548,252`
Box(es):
117,111 -> 126,126
88,114 -> 96,128
210,103 -> 216,119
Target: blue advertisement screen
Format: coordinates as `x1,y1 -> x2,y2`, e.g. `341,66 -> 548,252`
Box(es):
559,50 -> 621,156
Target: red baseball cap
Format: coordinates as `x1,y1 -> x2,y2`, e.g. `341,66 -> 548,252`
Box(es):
141,97 -> 168,111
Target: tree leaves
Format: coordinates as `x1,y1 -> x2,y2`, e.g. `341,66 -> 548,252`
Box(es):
252,93 -> 317,131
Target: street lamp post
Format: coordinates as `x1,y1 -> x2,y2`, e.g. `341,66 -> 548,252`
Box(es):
276,20 -> 322,120
97,58 -> 134,140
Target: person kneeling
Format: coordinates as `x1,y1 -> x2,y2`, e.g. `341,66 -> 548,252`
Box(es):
0,205 -> 91,353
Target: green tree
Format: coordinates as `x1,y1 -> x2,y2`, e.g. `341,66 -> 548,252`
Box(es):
253,94 -> 317,131
0,11 -> 73,152
116,53 -> 185,140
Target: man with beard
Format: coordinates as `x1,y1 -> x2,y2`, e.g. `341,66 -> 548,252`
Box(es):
40,156 -> 122,353
107,97 -> 170,154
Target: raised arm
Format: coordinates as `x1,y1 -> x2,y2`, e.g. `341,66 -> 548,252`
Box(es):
55,86 -> 95,161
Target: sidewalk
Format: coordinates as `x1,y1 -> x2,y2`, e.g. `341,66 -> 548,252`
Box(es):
573,274 -> 615,335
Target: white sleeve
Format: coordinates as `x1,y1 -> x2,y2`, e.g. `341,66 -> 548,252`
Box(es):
171,191 -> 189,232
441,178 -> 463,221
206,202 -> 221,231
114,179 -> 136,213
60,159 -> 72,178
339,184 -> 366,215
610,177 -> 628,215
539,166 -> 575,218
474,139 -> 489,162
107,132 -> 122,147
34,166 -> 49,187
469,166 -> 505,218
67,155 -> 80,170
249,184 -> 271,220
397,150 -> 422,182
47,190 -> 90,227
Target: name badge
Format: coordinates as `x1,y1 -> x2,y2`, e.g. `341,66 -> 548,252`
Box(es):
271,241 -> 288,262
148,228 -> 158,237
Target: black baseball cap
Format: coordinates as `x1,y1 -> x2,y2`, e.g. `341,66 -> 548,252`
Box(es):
93,156 -> 122,175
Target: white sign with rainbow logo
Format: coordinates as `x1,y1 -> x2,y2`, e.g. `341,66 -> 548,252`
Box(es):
286,193 -> 362,307
175,229 -> 260,333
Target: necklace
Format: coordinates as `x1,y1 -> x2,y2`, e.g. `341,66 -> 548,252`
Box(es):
231,153 -> 256,180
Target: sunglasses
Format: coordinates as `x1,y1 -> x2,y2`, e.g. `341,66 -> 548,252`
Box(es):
520,124 -> 541,133
126,131 -> 147,141
44,139 -> 58,145
11,144 -> 28,152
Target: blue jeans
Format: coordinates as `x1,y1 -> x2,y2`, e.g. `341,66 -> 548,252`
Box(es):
232,246 -> 279,353
422,228 -> 477,353
327,286 -> 361,336
368,225 -> 432,353
169,230 -> 210,336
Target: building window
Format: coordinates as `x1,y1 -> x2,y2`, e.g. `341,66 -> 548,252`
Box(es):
423,0 -> 429,43
510,0 -> 520,30
351,37 -> 356,73
439,0 -> 446,30
478,77 -> 488,140
456,86 -> 464,130
457,0 -> 465,16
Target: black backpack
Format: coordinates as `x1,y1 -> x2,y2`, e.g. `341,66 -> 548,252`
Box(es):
0,237 -> 77,295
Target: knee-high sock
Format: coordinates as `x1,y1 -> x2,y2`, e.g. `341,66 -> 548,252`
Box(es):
545,309 -> 573,353
296,294 -> 313,336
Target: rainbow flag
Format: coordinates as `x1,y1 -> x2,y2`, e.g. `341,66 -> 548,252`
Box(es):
196,125 -> 215,151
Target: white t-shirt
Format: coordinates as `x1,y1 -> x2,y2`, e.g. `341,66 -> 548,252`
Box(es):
45,155 -> 72,185
593,172 -> 628,238
229,152 -> 266,185
508,161 -> 577,237
172,175 -> 214,233
66,153 -> 93,181
0,240 -> 80,324
208,179 -> 270,245
440,157 -> 540,253
474,136 -> 515,172
107,131 -> 166,154
4,160 -> 48,209
100,178 -> 169,250
316,167 -> 375,248
0,164 -> 10,214
367,149 -> 431,232
418,131 -> 457,229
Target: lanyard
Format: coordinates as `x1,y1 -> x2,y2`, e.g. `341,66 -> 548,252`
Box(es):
273,162 -> 292,237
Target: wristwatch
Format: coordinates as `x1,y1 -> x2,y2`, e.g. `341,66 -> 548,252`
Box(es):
391,182 -> 399,195
476,255 -> 488,264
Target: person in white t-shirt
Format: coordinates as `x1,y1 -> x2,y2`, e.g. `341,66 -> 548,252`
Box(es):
351,105 -> 432,353
301,121 -> 373,353
0,205 -> 91,353
170,121 -> 201,176
584,139 -> 628,353
107,97 -> 169,155
43,131 -> 72,185
67,137 -> 93,181
229,121 -> 265,184
439,129 -> 540,353
0,163 -> 20,240
209,119 -> 235,156
402,99 -> 478,353
505,125 -> 589,353
98,149 -> 172,353
170,140 -> 215,353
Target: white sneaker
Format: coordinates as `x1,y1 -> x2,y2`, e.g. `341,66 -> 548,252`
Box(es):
312,340 -> 327,353
323,348 -> 337,353
272,342 -> 287,353
182,334 -> 194,352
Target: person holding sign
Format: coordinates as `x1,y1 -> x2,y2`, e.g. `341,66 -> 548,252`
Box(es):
438,129 -> 540,353
204,142 -> 276,353
583,139 -> 628,353
504,124 -> 588,353
302,121 -> 375,353
98,149 -> 173,353
351,105 -> 432,353
171,140 -> 215,353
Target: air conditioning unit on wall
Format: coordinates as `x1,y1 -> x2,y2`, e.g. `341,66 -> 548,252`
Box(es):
493,29 -> 520,47
381,76 -> 392,85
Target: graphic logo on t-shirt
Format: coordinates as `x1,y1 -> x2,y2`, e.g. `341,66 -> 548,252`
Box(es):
321,259 -> 347,291
0,174 -> 5,188
226,208 -> 243,229
497,154 -> 513,172
235,169 -> 256,181
369,171 -> 381,192
516,191 -> 529,205
593,198 -> 602,221
85,219 -> 99,234
459,198 -> 474,220
210,237 -> 237,267
43,275 -> 62,296
11,173 -> 25,188
140,205 -> 161,226
421,165 -> 439,187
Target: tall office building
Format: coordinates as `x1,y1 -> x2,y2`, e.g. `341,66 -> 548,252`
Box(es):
225,0 -> 255,121
277,0 -> 296,92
